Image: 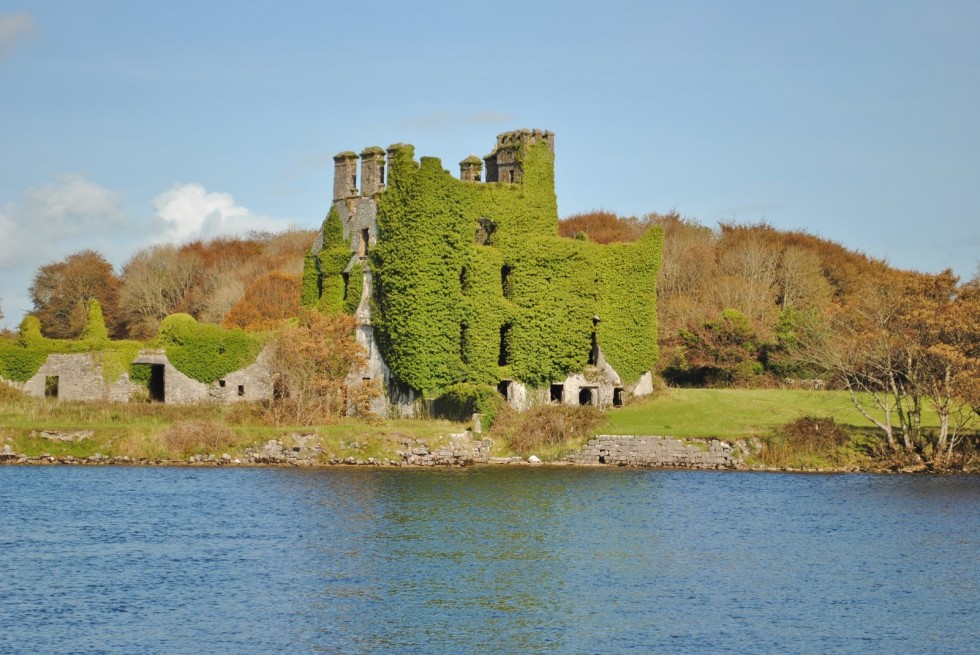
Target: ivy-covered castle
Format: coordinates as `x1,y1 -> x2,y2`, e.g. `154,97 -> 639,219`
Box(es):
303,129 -> 663,416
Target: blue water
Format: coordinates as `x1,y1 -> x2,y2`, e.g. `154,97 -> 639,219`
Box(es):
1,467 -> 977,655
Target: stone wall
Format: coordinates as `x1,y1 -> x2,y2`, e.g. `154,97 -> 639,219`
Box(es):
16,347 -> 274,405
568,435 -> 741,469
22,354 -> 138,402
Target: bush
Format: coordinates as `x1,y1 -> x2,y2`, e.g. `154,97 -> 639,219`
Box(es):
160,421 -> 238,457
761,416 -> 850,466
431,383 -> 504,427
493,403 -> 604,456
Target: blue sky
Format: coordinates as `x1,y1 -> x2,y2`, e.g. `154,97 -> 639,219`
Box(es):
2,1 -> 979,328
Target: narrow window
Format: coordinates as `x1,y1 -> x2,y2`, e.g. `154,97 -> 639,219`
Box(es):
237,385 -> 245,397
498,324 -> 511,366
588,331 -> 599,366
378,163 -> 385,185
460,323 -> 469,364
550,384 -> 564,403
497,380 -> 512,400
358,228 -> 369,258
459,266 -> 468,292
351,173 -> 357,192
44,376 -> 59,398
501,265 -> 511,297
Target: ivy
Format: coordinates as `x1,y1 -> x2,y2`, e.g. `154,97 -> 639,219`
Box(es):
0,305 -> 145,384
305,134 -> 662,397
343,262 -> 365,314
316,206 -> 354,313
155,313 -> 264,384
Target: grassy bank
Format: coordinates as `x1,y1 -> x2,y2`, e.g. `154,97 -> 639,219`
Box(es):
601,388 -> 941,438
0,387 -> 465,463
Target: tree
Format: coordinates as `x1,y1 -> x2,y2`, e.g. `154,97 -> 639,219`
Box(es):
796,269 -> 979,461
222,272 -> 301,331
266,310 -> 367,425
117,245 -> 201,339
29,250 -> 121,339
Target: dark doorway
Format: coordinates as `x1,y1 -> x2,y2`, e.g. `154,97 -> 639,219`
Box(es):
497,380 -> 512,401
148,364 -> 165,402
44,376 -> 59,398
578,387 -> 596,406
550,384 -> 564,403
613,387 -> 624,407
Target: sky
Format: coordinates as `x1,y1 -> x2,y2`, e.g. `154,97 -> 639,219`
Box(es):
1,0 -> 979,329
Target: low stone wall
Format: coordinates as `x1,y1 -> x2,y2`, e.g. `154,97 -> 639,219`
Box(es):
568,435 -> 742,470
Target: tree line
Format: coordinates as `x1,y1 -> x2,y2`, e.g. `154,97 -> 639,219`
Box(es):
10,213 -> 980,462
561,211 -> 980,462
21,229 -> 314,341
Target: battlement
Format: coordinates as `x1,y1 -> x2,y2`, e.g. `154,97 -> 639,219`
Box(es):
331,129 -> 555,199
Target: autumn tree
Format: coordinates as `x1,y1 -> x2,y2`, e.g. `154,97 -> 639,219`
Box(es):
794,269 -> 979,461
558,210 -> 654,244
29,250 -> 122,339
266,310 -> 367,425
223,272 -> 301,331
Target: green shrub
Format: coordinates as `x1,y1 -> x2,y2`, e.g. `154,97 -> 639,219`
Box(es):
432,382 -> 505,427
155,316 -> 263,384
80,299 -> 109,342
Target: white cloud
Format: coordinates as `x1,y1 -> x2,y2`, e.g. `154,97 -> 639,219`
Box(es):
0,173 -> 127,270
0,173 -> 132,329
0,176 -> 294,329
0,12 -> 37,61
150,183 -> 293,243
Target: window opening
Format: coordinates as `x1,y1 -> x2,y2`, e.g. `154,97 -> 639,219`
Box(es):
589,331 -> 599,365
550,384 -> 564,403
460,323 -> 469,364
237,385 -> 245,397
497,380 -> 512,400
358,228 -> 369,258
501,265 -> 512,297
44,376 -> 59,398
578,387 -> 596,406
498,324 -> 511,366
218,379 -> 226,388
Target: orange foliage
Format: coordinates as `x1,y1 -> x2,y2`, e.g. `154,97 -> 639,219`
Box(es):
223,272 -> 302,331
558,210 -> 661,244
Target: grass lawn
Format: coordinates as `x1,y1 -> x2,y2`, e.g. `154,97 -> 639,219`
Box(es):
601,388 -> 940,439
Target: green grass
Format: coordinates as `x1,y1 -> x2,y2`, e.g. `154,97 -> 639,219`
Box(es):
0,388 -> 467,461
602,388 -> 941,439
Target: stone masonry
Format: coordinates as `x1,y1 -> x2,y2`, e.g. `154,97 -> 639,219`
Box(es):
569,435 -> 741,469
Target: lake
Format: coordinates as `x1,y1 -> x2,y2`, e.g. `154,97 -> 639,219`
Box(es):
1,466 -> 977,654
